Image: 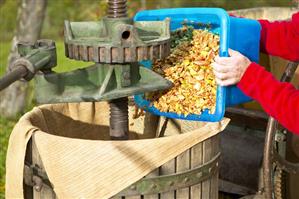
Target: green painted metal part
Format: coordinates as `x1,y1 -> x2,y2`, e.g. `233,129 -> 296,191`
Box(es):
117,152 -> 220,196
64,17 -> 171,63
12,19 -> 173,104
0,39 -> 57,91
13,6 -> 172,104
16,40 -> 57,80
35,63 -> 172,104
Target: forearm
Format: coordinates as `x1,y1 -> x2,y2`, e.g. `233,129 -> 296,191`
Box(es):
258,12 -> 299,61
237,62 -> 299,135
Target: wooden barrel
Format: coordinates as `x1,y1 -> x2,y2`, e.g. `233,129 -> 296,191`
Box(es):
114,134 -> 220,199
23,109 -> 221,199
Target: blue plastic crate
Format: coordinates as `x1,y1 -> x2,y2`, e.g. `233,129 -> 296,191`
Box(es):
134,8 -> 261,122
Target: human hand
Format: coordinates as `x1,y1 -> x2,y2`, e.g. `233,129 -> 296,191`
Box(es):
212,49 -> 251,86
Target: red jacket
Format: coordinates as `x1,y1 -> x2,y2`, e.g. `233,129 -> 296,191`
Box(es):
237,12 -> 299,135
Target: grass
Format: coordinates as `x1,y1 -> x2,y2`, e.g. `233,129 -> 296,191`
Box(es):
0,117 -> 15,198
0,41 -> 11,76
0,40 -> 92,198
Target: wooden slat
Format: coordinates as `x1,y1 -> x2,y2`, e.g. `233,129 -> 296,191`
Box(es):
143,113 -> 160,139
176,150 -> 190,199
210,135 -> 219,199
125,195 -> 141,199
190,142 -> 203,199
160,158 -> 176,198
216,135 -> 220,199
143,113 -> 160,199
201,138 -> 212,199
110,195 -> 123,199
158,116 -> 175,198
143,169 -> 160,199
32,136 -> 56,199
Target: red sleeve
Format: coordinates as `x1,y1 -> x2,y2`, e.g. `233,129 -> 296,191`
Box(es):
237,62 -> 299,135
259,12 -> 299,61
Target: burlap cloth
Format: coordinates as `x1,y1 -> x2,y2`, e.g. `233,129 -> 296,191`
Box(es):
5,102 -> 229,199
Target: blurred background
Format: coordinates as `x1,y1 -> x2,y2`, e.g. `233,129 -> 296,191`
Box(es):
0,0 -> 297,198
0,0 -> 295,74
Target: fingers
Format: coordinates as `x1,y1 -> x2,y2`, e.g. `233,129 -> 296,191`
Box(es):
212,55 -> 236,87
214,49 -> 241,65
216,78 -> 238,86
212,49 -> 251,86
213,70 -> 238,86
213,70 -> 235,81
212,62 -> 231,73
214,55 -> 232,65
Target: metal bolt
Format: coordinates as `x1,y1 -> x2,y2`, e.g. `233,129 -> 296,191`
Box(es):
281,166 -> 288,173
130,185 -> 136,190
275,130 -> 286,142
183,177 -> 190,183
32,176 -> 43,192
123,71 -> 130,80
168,181 -> 174,186
258,188 -> 264,194
150,184 -> 157,190
196,172 -> 202,178
34,185 -> 42,192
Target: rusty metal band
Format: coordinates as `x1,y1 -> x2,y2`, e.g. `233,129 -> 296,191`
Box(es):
65,42 -> 170,63
23,152 -> 220,196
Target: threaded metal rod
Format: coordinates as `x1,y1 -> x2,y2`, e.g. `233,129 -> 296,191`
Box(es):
107,0 -> 127,18
109,97 -> 129,140
107,0 -> 129,139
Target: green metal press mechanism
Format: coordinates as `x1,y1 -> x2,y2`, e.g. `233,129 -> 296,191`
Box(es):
0,0 -> 172,139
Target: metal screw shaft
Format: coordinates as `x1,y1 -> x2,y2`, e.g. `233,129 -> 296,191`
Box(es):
107,0 -> 127,18
109,97 -> 129,140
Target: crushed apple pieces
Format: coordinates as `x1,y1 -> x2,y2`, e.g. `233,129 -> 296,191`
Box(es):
150,28 -> 219,116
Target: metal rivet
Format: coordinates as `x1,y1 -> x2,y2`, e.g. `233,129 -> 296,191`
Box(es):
123,71 -> 130,79
32,176 -> 43,192
150,184 -> 157,190
196,172 -> 202,178
183,177 -> 190,183
216,162 -> 219,167
168,181 -> 174,186
130,185 -> 136,190
34,185 -> 42,192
